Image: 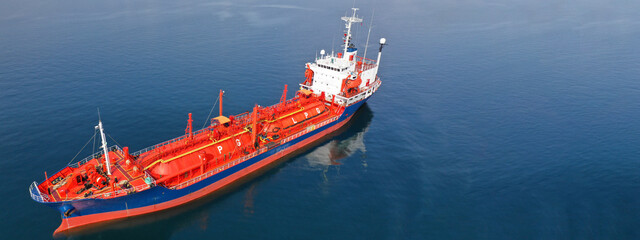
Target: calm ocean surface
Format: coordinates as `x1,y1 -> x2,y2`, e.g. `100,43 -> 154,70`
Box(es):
1,0 -> 640,239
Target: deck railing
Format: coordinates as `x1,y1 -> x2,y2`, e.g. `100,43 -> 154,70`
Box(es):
131,128 -> 211,159
31,112 -> 341,201
356,56 -> 377,64
333,77 -> 381,106
87,169 -> 156,200
300,77 -> 380,107
68,152 -> 99,169
355,56 -> 378,71
48,170 -> 156,201
29,181 -> 49,203
67,145 -> 124,169
144,170 -> 157,186
170,150 -> 260,190
169,115 -> 340,190
91,182 -> 152,200
129,98 -> 302,161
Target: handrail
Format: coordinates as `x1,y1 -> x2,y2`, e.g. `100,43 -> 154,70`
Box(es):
333,78 -> 381,106
29,181 -> 49,203
83,168 -> 156,200
131,128 -> 211,158
355,56 -> 378,71
60,169 -> 157,201
130,97 -> 305,161
68,145 -> 124,168
143,130 -> 249,170
88,182 -> 152,200
35,113 -> 342,201
266,105 -> 305,123
355,56 -> 377,64
170,150 -> 259,190
144,170 -> 157,185
169,115 -> 340,190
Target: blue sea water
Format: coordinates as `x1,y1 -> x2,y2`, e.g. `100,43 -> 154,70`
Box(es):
1,0 -> 640,239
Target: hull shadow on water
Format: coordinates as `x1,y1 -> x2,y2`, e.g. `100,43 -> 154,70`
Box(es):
59,104 -> 375,240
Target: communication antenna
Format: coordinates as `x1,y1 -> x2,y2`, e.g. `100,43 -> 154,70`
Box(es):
362,9 -> 375,71
341,8 -> 362,55
331,34 -> 335,56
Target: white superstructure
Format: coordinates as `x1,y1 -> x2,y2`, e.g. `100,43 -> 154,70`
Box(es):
301,8 -> 386,106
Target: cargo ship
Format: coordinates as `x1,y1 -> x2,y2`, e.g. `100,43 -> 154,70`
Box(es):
29,8 -> 386,235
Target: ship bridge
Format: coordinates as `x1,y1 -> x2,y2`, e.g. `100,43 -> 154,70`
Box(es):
315,55 -> 352,72
300,8 -> 385,106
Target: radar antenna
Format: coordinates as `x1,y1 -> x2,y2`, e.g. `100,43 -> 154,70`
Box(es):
341,8 -> 363,56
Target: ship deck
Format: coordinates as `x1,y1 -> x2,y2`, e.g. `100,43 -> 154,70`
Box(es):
45,149 -> 151,202
33,89 -> 352,202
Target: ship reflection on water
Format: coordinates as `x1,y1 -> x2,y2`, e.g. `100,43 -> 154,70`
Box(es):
302,104 -> 373,187
304,104 -> 373,168
60,105 -> 374,240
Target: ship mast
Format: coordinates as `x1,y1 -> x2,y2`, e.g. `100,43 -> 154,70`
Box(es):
341,8 -> 362,56
96,120 -> 112,175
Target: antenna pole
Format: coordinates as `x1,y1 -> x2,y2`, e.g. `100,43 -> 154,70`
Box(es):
362,10 -> 375,71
